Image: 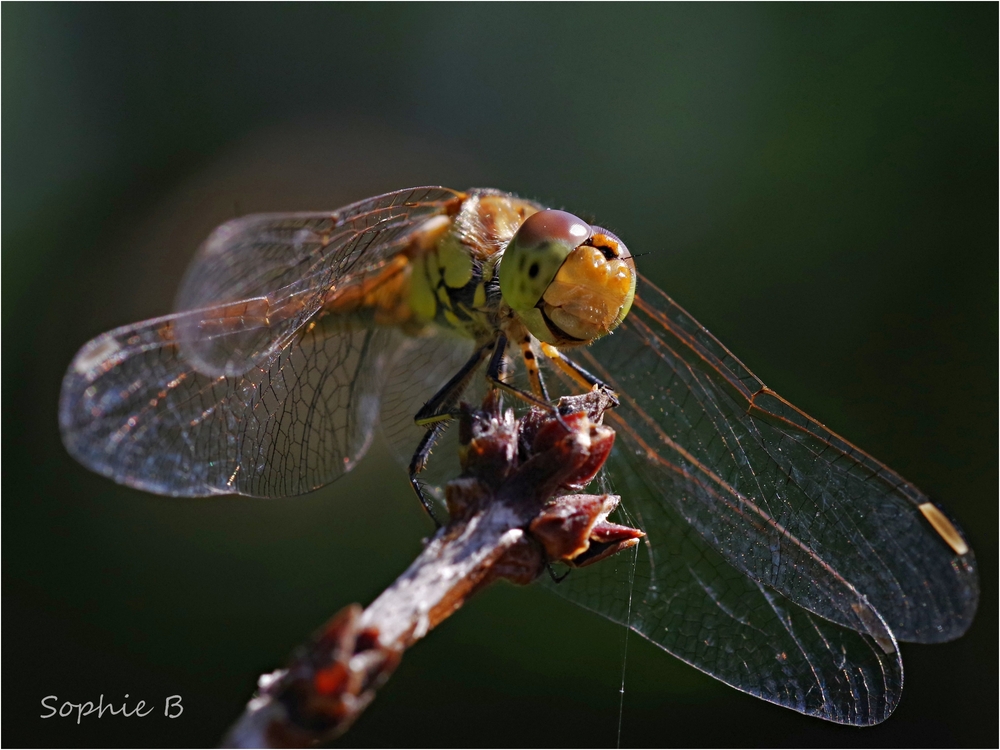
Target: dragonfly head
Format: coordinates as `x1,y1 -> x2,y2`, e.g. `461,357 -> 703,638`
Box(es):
499,209 -> 636,346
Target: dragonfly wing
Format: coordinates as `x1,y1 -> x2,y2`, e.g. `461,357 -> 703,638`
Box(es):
544,494 -> 903,725
576,275 -> 977,644
374,334 -> 481,512
59,305 -> 406,497
172,187 -> 464,376
379,334 -> 478,456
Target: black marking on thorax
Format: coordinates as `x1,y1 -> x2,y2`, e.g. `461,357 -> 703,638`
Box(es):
439,260 -> 501,322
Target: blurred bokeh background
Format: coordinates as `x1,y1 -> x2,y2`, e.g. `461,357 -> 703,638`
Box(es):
3,4 -> 995,747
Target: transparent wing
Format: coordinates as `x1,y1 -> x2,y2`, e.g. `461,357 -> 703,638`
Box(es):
544,273 -> 978,723
172,186 -> 464,376
60,307 -> 408,497
379,333 -> 478,467
546,495 -> 903,725
60,186 -> 469,497
560,279 -> 979,664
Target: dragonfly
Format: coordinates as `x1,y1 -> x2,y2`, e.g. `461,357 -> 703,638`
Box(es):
59,186 -> 978,726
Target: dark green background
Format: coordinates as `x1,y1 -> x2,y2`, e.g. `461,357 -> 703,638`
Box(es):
3,4 -> 995,747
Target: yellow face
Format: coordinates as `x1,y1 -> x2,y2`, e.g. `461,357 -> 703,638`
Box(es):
498,210 -> 636,346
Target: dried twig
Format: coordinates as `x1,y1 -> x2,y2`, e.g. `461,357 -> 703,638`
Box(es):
222,388 -> 642,748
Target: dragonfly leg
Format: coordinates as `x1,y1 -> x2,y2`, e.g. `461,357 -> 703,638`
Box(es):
408,423 -> 450,527
517,333 -> 550,401
486,332 -> 555,412
539,342 -> 612,393
545,561 -> 571,583
409,342 -> 495,525
407,333 -> 564,526
414,343 -> 492,426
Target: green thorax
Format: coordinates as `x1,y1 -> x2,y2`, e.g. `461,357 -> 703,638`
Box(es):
407,190 -> 544,340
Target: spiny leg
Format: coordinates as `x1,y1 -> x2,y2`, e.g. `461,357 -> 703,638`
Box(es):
409,335 -> 591,525
485,332 -> 554,412
414,343 -> 492,426
408,422 -> 450,526
539,342 -> 614,395
409,343 -> 493,525
546,561 -> 571,583
518,333 -> 550,401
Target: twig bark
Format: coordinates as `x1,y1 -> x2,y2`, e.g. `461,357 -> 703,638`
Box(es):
222,388 -> 642,748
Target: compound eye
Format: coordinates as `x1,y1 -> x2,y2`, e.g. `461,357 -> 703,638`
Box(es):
499,210 -> 593,313
514,210 -> 592,251
540,227 -> 636,343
